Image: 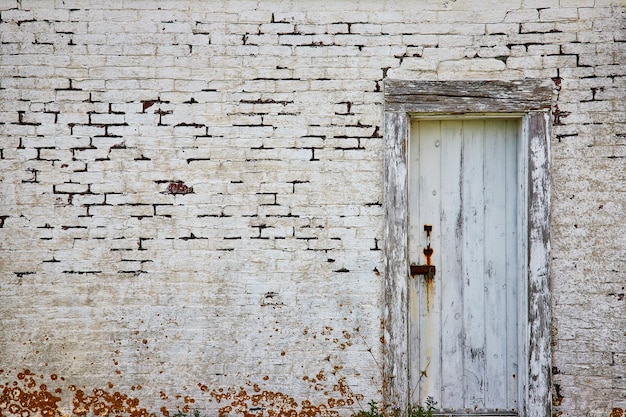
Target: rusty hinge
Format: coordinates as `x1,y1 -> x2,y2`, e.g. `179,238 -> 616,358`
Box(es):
410,264 -> 436,278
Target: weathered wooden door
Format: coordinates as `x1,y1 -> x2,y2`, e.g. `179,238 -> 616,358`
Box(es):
408,118 -> 522,416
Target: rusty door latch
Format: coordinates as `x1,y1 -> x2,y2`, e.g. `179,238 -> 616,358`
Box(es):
410,224 -> 436,279
410,264 -> 436,279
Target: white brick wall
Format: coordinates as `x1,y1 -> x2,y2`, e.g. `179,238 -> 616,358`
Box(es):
0,1 -> 624,417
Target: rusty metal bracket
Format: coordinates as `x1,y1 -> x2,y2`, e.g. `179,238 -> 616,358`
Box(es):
410,265 -> 436,278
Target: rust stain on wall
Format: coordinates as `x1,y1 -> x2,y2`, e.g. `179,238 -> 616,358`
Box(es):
71,385 -> 154,417
1,369 -> 365,417
422,247 -> 433,267
0,370 -> 153,417
207,374 -> 364,417
165,182 -> 194,195
424,277 -> 435,314
0,370 -> 61,417
552,383 -> 563,407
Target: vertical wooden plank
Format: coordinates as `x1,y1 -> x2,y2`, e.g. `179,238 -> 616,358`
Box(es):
505,119 -> 521,412
383,111 -> 409,412
416,121 -> 443,406
526,112 -> 552,417
483,119 -> 509,409
408,120 -> 421,406
517,116 -> 530,415
461,120 -> 486,410
408,121 -> 422,265
408,273 -> 421,406
438,120 -> 465,411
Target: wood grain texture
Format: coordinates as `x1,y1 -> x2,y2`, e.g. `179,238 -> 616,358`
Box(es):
408,119 -> 521,412
383,110 -> 410,412
384,80 -> 553,113
526,112 -> 552,417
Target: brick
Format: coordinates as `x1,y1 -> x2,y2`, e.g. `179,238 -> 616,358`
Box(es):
521,22 -> 557,33
543,54 -> 578,67
0,0 -> 20,10
485,23 -> 520,35
504,8 -> 539,23
351,23 -> 382,34
53,182 -> 89,194
539,7 -> 579,22
543,31 -> 577,43
402,34 -> 439,47
577,30 -> 616,43
521,0 -> 559,7
0,9 -> 34,22
438,35 -> 474,47
527,44 -> 560,55
578,6 -> 616,19
439,58 -> 507,72
578,52 -> 615,66
559,0 -> 594,5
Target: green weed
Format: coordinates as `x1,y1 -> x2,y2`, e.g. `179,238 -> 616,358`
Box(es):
172,410 -> 201,417
353,400 -> 384,417
352,397 -> 435,417
407,397 -> 435,417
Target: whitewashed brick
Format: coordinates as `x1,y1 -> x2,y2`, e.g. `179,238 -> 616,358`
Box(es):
0,0 -> 19,10
579,6 -> 617,19
522,0 -> 559,7
527,44 -> 561,55
539,7 -> 579,21
521,67 -> 558,79
485,23 -> 520,35
477,45 -> 511,59
438,34 -> 474,47
402,34 -> 439,47
521,22 -> 557,33
544,31 -> 577,43
351,23 -> 382,34
421,46 -> 465,61
0,8 -> 33,22
440,57 -> 507,72
504,10 -> 539,24
577,30 -> 616,43
260,22 -> 294,34
542,54 -> 578,67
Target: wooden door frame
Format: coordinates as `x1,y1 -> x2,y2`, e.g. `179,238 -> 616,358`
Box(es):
382,80 -> 553,417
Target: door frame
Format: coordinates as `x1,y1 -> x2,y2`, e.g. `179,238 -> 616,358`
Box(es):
382,80 -> 553,417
